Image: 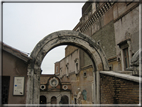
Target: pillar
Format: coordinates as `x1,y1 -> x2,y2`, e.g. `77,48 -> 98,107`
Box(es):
33,68 -> 42,104
26,67 -> 34,104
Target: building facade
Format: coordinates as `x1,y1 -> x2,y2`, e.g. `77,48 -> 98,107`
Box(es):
40,75 -> 71,104
54,0 -> 140,104
55,48 -> 94,104
70,1 -> 139,74
1,1 -> 141,105
2,42 -> 31,104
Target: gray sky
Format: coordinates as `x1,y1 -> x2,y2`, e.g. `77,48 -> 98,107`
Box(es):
3,2 -> 86,74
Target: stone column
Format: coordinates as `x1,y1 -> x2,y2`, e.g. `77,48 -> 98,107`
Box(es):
93,71 -> 97,104
26,67 -> 34,104
33,68 -> 42,104
92,81 -> 94,103
96,71 -> 100,104
93,70 -> 100,104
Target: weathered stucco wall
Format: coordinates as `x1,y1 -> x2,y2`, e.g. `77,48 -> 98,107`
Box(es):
58,49 -> 80,78
114,5 -> 139,55
80,49 -> 93,68
2,51 -> 28,104
59,66 -> 94,104
92,21 -> 116,59
55,45 -> 94,103
80,21 -> 116,70
65,45 -> 78,57
40,75 -> 54,84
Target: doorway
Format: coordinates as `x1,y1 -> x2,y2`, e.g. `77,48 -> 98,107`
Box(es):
51,96 -> 57,104
40,95 -> 46,104
60,95 -> 69,104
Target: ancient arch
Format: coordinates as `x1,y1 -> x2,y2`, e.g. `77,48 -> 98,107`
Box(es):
26,30 -> 109,104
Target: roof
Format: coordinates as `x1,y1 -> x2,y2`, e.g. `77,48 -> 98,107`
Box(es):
1,42 -> 31,63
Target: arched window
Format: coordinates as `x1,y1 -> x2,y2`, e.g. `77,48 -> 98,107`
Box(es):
117,39 -> 131,71
66,63 -> 69,76
60,95 -> 69,104
51,96 -> 57,104
40,95 -> 46,104
74,58 -> 79,74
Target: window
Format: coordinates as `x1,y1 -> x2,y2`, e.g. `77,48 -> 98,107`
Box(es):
97,41 -> 100,45
74,58 -> 79,74
56,66 -> 58,73
123,48 -> 129,69
66,63 -> 69,76
117,39 -> 131,71
74,98 -> 77,104
84,71 -> 87,77
109,66 -> 112,70
2,76 -> 10,104
76,63 -> 78,72
109,64 -> 113,71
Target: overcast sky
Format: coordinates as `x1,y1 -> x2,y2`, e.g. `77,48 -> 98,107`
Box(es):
3,1 -> 86,74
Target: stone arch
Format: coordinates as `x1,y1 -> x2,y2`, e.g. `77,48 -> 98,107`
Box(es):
26,30 -> 109,104
60,95 -> 69,104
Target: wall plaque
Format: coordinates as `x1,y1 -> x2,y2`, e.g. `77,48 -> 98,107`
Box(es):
13,77 -> 24,95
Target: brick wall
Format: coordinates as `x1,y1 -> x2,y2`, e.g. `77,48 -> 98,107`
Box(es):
100,74 -> 140,104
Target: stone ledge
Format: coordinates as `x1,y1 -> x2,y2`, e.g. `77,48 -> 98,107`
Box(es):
100,71 -> 141,83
